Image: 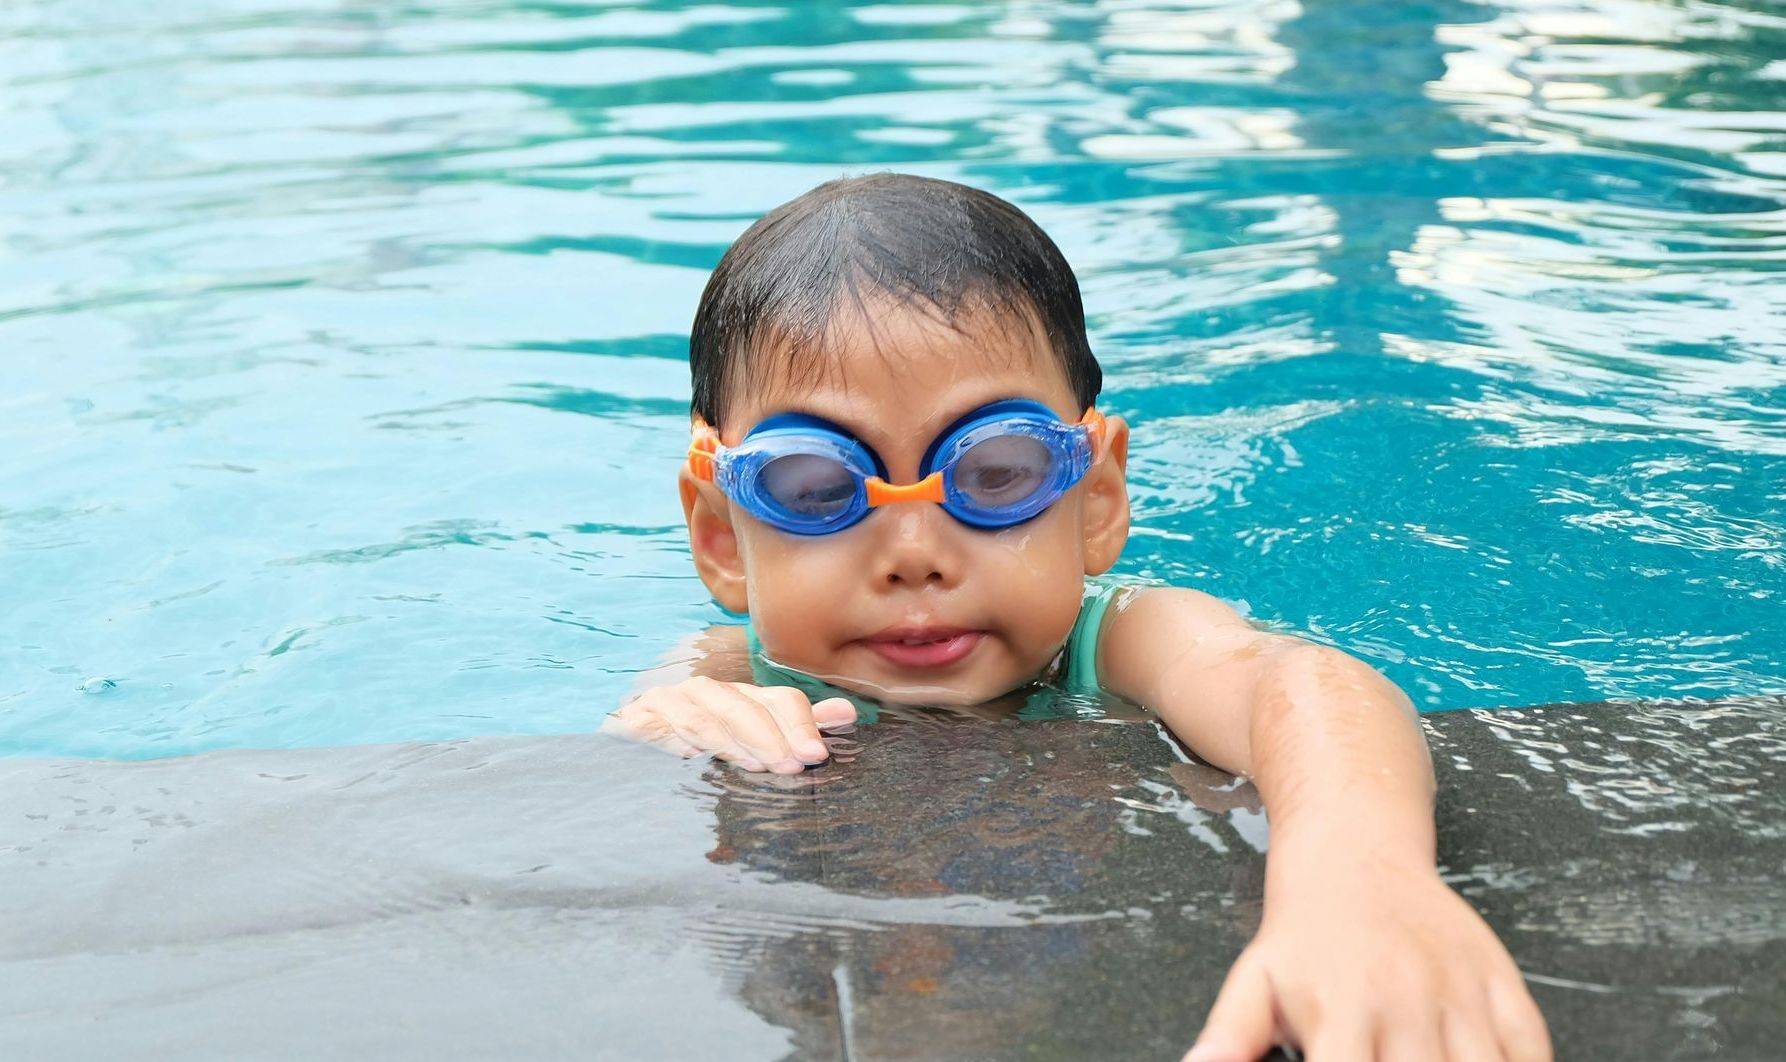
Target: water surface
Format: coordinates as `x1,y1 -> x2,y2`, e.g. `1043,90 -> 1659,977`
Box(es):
2,0 -> 1783,757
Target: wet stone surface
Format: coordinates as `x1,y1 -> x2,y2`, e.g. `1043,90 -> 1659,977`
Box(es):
0,697 -> 1781,1060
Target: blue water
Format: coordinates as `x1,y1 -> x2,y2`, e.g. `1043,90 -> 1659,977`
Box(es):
2,0 -> 1782,759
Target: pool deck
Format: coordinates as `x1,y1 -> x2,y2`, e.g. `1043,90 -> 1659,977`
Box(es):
1,697 -> 1781,1060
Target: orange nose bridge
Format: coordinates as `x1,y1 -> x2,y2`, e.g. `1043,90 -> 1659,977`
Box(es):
864,472 -> 945,507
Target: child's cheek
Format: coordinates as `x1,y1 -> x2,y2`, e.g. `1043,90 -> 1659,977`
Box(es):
987,515 -> 1090,657
741,526 -> 857,590
737,528 -> 858,657
983,505 -> 1084,585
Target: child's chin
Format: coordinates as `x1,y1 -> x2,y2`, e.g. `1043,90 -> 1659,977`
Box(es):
846,667 -> 1024,709
825,679 -> 975,708
875,687 -> 984,708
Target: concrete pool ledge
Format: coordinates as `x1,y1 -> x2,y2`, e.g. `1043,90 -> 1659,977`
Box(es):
1,696 -> 1781,1060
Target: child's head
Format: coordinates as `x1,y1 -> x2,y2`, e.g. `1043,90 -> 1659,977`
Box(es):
680,173 -> 1130,705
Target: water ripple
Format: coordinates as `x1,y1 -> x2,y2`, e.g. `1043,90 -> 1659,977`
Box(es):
2,0 -> 1782,755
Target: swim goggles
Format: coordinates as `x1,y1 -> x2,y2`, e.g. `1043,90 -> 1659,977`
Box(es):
687,399 -> 1105,536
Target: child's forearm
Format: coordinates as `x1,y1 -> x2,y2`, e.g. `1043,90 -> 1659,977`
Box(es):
1244,644 -> 1436,869
1179,642 -> 1553,1061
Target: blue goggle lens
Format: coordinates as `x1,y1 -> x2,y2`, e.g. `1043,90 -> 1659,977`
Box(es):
952,434 -> 1054,510
758,453 -> 859,519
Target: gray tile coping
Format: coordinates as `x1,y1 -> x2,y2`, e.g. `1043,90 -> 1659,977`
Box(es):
1,696 -> 1780,1060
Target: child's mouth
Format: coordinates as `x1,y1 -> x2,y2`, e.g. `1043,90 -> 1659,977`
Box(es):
859,629 -> 984,669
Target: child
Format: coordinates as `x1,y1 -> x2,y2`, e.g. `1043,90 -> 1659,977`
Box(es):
605,173 -> 1552,1062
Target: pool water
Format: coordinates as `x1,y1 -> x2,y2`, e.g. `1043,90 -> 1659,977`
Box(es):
2,0 -> 1782,759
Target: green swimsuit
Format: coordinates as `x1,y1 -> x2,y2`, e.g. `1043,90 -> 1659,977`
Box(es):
743,581 -> 1128,716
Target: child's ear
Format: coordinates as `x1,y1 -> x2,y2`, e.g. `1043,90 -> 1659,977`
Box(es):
680,468 -> 749,614
1081,413 -> 1130,576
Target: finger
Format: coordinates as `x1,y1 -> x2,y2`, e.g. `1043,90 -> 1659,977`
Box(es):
655,702 -> 768,773
599,701 -> 653,742
1491,975 -> 1553,1062
736,686 -> 832,764
601,693 -> 691,753
1381,1013 -> 1443,1062
650,734 -> 704,759
1441,1000 -> 1506,1062
640,681 -> 779,771
682,679 -> 802,771
1306,1019 -> 1373,1062
1183,956 -> 1277,1062
812,696 -> 858,729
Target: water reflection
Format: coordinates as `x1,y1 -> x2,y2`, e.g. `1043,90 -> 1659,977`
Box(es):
1,0 -> 1783,755
688,711 -> 1263,1058
0,699 -> 1780,1056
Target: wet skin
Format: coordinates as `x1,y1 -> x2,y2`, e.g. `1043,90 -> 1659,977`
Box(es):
611,292 -> 1553,1061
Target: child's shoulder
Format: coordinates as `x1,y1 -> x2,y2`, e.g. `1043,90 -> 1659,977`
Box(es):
1095,583 -> 1301,694
1099,583 -> 1258,635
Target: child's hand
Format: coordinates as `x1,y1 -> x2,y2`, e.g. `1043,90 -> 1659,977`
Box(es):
602,677 -> 857,774
1184,849 -> 1551,1062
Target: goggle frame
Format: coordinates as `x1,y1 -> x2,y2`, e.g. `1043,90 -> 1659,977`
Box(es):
688,399 -> 1105,536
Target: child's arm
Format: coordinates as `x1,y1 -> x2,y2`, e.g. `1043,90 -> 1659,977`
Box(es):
1099,587 -> 1552,1062
600,625 -> 857,774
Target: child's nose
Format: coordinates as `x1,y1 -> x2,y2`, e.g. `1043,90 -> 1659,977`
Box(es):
871,503 -> 965,589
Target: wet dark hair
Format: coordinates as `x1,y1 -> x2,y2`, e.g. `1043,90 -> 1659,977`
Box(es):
689,173 -> 1101,428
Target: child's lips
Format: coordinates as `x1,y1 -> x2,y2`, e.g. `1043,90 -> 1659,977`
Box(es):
858,627 -> 985,669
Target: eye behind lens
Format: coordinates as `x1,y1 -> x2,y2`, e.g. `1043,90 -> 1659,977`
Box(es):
759,452 -> 860,518
953,434 -> 1055,510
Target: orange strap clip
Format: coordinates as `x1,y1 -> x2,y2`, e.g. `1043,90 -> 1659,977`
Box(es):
687,417 -> 720,482
1080,408 -> 1106,459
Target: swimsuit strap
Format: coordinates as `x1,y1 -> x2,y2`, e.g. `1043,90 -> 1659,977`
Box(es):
1062,581 -> 1125,694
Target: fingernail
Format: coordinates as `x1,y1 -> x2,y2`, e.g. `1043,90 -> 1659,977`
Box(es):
796,738 -> 830,762
1181,1043 -> 1231,1062
813,699 -> 856,721
772,758 -> 807,775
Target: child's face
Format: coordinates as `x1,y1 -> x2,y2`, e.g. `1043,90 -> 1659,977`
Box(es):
681,296 -> 1130,706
